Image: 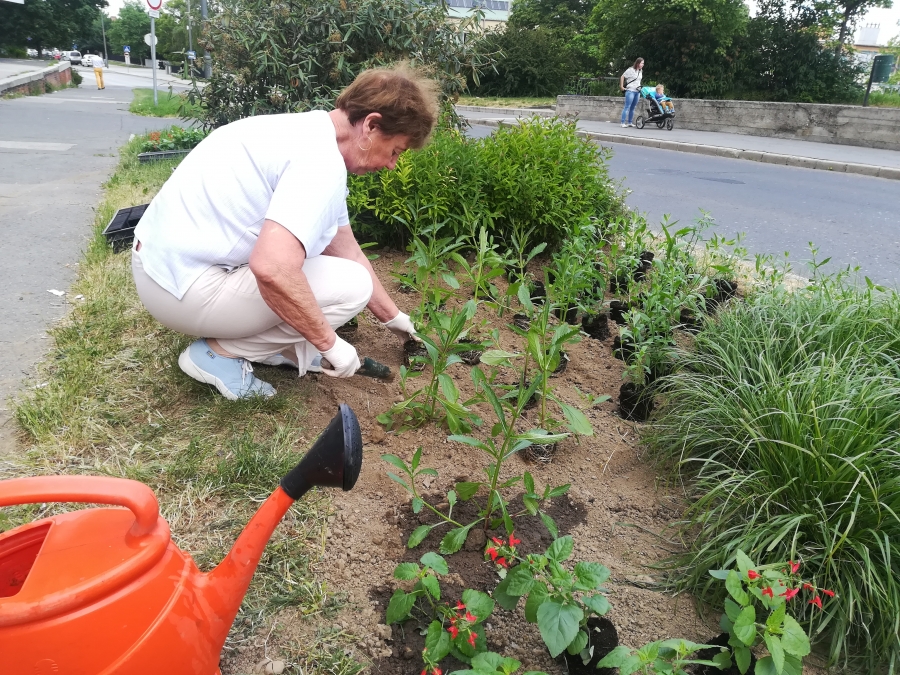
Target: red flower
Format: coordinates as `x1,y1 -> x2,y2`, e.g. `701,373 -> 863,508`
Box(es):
790,560 -> 800,574
422,670 -> 427,675
781,587 -> 799,600
497,557 -> 508,568
823,589 -> 835,597
433,669 -> 442,675
465,612 -> 477,623
809,595 -> 823,609
492,537 -> 504,546
802,583 -> 814,591
468,631 -> 477,647
509,532 -> 521,546
486,547 -> 498,561
448,625 -> 459,639
456,601 -> 466,610
747,570 -> 760,580
762,587 -> 774,598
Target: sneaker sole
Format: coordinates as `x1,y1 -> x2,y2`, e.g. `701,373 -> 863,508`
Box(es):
178,350 -> 275,400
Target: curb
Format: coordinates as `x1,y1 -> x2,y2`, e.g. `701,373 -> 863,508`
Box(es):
0,61 -> 70,96
461,115 -> 898,182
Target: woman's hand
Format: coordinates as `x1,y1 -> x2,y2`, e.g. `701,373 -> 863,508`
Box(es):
321,336 -> 360,377
382,311 -> 418,344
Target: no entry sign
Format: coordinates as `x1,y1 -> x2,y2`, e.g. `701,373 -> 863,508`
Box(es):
146,0 -> 162,10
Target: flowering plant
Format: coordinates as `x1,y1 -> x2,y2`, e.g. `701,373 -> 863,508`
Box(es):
484,531 -> 521,573
710,550 -> 834,675
492,535 -> 611,661
448,651 -> 549,675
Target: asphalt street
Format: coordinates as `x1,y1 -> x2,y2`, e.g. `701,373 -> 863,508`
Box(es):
0,72 -> 172,453
468,124 -> 900,287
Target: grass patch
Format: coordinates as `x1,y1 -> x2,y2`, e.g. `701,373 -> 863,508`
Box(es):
646,276 -> 900,672
130,86 -> 199,117
862,89 -> 900,107
7,132 -> 353,672
456,95 -> 556,108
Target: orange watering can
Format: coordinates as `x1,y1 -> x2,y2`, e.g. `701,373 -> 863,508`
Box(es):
0,403 -> 363,675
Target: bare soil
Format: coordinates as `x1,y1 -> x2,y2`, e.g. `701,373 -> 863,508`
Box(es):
226,251 -> 718,674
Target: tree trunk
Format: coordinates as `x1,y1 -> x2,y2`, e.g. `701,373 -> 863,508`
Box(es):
835,5 -> 854,56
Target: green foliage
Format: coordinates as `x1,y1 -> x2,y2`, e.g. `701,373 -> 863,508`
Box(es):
0,0 -> 105,57
107,0 -> 152,62
350,117 -> 621,252
130,88 -> 201,118
189,0 -> 496,128
645,272 -> 900,672
596,640 -> 728,675
138,126 -> 208,152
451,651 -> 548,675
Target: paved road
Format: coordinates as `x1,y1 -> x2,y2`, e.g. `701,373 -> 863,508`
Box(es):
468,124 -> 900,287
0,58 -> 47,80
0,80 -> 172,454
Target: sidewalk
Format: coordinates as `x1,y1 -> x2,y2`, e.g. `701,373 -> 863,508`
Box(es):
105,61 -> 194,88
457,106 -> 900,180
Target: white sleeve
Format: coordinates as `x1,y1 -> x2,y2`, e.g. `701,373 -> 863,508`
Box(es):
265,162 -> 344,253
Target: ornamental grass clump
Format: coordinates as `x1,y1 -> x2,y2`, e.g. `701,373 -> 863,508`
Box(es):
646,278 -> 900,672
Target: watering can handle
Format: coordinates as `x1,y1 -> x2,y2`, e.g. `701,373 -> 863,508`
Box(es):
0,475 -> 159,537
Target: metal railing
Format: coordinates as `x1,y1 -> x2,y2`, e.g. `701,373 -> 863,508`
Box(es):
564,77 -> 620,97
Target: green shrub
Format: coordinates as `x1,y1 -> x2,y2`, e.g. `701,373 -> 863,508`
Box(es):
348,116 -> 622,252
646,279 -> 900,672
71,69 -> 82,86
139,126 -> 208,152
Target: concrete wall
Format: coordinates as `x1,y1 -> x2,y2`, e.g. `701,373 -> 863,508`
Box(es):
556,95 -> 900,151
0,62 -> 72,98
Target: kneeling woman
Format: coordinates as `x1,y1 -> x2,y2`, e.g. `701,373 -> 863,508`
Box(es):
132,65 -> 437,399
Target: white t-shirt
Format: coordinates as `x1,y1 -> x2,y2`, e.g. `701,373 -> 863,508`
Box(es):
135,110 -> 349,300
622,67 -> 642,91
88,55 -> 104,67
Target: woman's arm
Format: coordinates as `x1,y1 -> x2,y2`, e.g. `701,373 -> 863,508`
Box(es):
322,223 -> 400,323
620,72 -> 626,91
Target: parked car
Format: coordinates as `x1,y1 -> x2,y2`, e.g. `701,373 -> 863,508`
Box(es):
26,48 -> 38,58
60,50 -> 82,65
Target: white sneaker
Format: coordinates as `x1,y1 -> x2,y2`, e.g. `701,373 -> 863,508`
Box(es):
628,123 -> 635,127
621,123 -> 627,128
259,352 -> 323,373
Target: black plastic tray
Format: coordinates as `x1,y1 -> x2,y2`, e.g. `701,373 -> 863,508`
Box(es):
102,203 -> 149,252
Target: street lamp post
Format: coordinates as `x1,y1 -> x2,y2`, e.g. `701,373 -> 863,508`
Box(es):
100,10 -> 109,69
201,0 -> 211,78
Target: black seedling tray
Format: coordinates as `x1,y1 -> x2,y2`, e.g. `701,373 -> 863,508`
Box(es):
103,203 -> 149,252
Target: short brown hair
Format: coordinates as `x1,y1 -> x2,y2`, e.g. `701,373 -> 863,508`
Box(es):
633,57 -> 644,69
335,63 -> 440,149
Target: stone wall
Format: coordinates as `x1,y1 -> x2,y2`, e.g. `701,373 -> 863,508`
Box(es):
556,95 -> 900,151
0,62 -> 72,98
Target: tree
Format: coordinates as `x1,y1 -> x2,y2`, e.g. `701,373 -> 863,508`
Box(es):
824,0 -> 893,52
190,0 -> 498,128
586,0 -> 749,98
154,0 -> 202,63
107,0 -> 151,61
0,0 -> 107,57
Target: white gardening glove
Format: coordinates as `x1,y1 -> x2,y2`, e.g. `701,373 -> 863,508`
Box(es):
382,311 -> 419,343
320,336 -> 360,378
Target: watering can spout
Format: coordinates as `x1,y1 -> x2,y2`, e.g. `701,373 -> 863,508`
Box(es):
200,403 -> 364,647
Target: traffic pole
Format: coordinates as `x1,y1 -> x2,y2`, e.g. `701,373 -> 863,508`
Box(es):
150,15 -> 158,106
100,10 -> 109,69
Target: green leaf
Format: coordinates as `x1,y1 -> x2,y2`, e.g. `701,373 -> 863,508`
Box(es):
471,652 -> 504,671
523,496 -> 539,515
426,620 -> 452,662
540,512 -> 559,539
421,573 -> 441,601
440,523 -> 475,554
385,589 -> 416,624
449,435 -> 488,450
547,484 -> 571,498
493,575 -> 519,611
381,454 -> 409,473
523,472 -> 535,495
387,472 -> 410,491
547,535 -> 574,562
557,400 -> 594,436
582,594 -> 611,616
524,581 -> 548,623
448,490 -> 457,507
724,597 -> 741,621
780,616 -> 810,657
764,633 -> 785,675
421,552 -> 449,575
393,562 -> 420,580
412,497 -> 424,514
506,565 -> 536,596
480,349 -> 519,366
733,605 -> 757,646
735,550 -> 756,575
408,524 -> 433,548
462,588 -> 495,621
766,602 -> 786,632
709,569 -> 730,580
574,562 -> 611,590
733,645 -> 752,674
567,629 -> 589,655
596,646 -> 633,668
455,481 -> 481,500
537,601 -> 583,658
782,655 -> 803,675
726,569 -> 751,606
755,656 -> 777,675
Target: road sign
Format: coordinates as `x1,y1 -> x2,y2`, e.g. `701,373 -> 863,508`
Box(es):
123,45 -> 131,53
146,0 -> 162,9
187,50 -> 196,60
148,8 -> 159,17
143,33 -> 158,47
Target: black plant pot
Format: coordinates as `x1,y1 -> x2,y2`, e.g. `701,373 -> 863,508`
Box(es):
609,300 -> 631,325
559,617 -> 620,675
705,278 -> 739,313
554,305 -> 579,324
582,312 -> 611,341
552,351 -> 569,376
619,382 -> 654,422
403,339 -> 428,372
612,336 -> 636,363
530,280 -> 547,305
457,338 -> 483,366
678,308 -> 703,334
633,251 -> 655,282
692,633 -> 756,675
512,313 -> 531,331
522,442 -> 557,464
609,273 -> 630,294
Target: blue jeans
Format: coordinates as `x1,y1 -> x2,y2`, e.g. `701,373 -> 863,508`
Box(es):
621,90 -> 639,124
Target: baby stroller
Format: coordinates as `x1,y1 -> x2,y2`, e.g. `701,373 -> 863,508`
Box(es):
634,86 -> 675,131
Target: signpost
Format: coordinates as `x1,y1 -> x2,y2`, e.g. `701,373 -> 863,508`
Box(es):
124,44 -> 130,65
146,0 -> 163,106
863,54 -> 898,107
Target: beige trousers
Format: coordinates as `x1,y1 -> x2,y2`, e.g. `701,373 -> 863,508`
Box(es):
131,248 -> 373,374
93,67 -> 104,89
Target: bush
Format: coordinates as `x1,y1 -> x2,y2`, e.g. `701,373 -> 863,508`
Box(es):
139,126 -> 208,153
71,69 -> 82,86
348,116 -> 622,251
646,278 -> 900,672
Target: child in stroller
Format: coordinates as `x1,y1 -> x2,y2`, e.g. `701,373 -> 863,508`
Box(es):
634,84 -> 675,130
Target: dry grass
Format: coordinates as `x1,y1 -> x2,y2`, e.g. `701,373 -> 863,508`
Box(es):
6,134 -> 362,674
